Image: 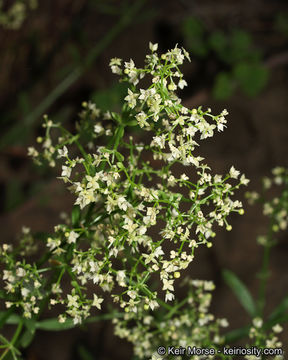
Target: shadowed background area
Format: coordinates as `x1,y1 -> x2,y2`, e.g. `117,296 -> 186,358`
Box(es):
0,0 -> 288,359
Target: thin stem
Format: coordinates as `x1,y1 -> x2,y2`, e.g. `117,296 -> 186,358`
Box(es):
257,241 -> 272,316
0,321 -> 23,360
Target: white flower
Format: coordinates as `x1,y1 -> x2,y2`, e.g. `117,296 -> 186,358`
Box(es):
136,112 -> 149,128
57,146 -> 68,158
16,267 -> 26,277
219,318 -> 229,327
124,89 -> 138,109
165,292 -> 175,302
61,165 -> 72,178
178,79 -> 187,89
92,294 -> 104,310
117,196 -> 129,211
149,42 -> 158,52
252,317 -> 263,328
116,271 -> 126,287
240,174 -> 250,185
67,294 -> 80,308
86,175 -> 100,191
21,288 -> 30,298
94,123 -> 104,134
154,246 -> 164,258
162,279 -> 174,292
229,166 -> 240,179
150,354 -> 162,360
67,231 -> 79,244
151,135 -> 165,149
58,315 -> 66,323
272,324 -> 283,333
27,147 -> 39,158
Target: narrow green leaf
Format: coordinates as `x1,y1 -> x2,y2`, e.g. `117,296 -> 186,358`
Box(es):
0,311 -> 21,326
222,269 -> 256,316
115,151 -> 124,162
268,295 -> 288,323
36,318 -> 75,331
20,319 -> 36,348
71,205 -> 81,227
0,308 -> 14,329
126,119 -> 138,127
0,334 -> 11,346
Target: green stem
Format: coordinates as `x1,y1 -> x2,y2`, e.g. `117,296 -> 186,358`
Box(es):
11,321 -> 23,346
0,321 -> 23,360
257,242 -> 272,316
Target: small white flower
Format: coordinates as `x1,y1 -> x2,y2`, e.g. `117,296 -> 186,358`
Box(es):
61,165 -> 72,178
21,288 -> 30,298
162,279 -> 174,292
178,79 -> 187,89
149,42 -> 158,52
92,294 -> 104,310
67,231 -> 79,244
67,294 -> 80,308
16,267 -> 26,277
57,146 -> 68,158
165,292 -> 175,302
229,166 -> 240,179
272,324 -> 283,333
252,317 -> 263,328
240,174 -> 250,185
27,147 -> 39,158
94,123 -> 104,134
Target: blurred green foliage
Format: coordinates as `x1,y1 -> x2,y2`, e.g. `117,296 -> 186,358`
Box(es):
91,82 -> 127,112
182,16 -> 269,99
275,12 -> 288,37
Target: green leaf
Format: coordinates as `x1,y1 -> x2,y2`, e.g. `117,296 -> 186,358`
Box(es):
20,319 -> 36,348
0,311 -> 21,326
182,16 -> 208,57
233,62 -> 268,97
213,72 -> 235,99
36,318 -> 75,331
222,269 -> 257,317
0,308 -> 15,329
71,205 -> 81,227
208,31 -> 227,57
229,29 -> 252,62
115,151 -> 124,162
126,119 -> 138,127
268,295 -> 288,323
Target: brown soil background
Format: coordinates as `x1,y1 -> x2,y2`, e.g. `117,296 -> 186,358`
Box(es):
0,1 -> 288,359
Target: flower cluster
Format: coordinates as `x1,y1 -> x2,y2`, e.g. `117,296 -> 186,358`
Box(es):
1,243 -> 43,319
113,279 -> 228,360
246,167 -> 288,246
245,318 -> 284,360
1,44 -> 250,356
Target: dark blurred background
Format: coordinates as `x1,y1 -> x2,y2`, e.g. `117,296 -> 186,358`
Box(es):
0,0 -> 288,359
